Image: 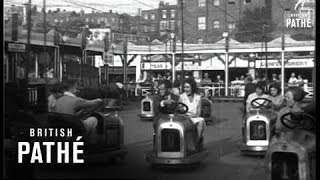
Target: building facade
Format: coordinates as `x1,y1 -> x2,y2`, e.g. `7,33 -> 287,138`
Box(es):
179,0 -> 270,43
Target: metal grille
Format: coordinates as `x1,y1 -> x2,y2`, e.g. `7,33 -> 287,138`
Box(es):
105,127 -> 120,147
143,102 -> 151,111
249,121 -> 267,140
272,152 -> 299,180
161,129 -> 180,152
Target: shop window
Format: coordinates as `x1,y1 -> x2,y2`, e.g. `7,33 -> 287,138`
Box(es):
244,0 -> 251,4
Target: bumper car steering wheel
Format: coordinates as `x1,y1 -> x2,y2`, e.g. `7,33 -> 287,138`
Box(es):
174,102 -> 189,114
251,98 -> 272,109
280,112 -> 316,131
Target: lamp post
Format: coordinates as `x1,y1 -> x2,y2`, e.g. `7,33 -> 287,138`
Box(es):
223,32 -> 229,96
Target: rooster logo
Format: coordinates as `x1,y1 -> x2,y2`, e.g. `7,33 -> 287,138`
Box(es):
294,0 -> 306,10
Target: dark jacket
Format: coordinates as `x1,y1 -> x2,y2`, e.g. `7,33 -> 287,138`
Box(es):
244,82 -> 256,104
153,93 -> 180,116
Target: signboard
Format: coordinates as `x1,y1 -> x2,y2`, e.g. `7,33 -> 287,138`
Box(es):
104,52 -> 114,65
8,43 -> 26,52
255,59 -> 314,68
141,62 -> 171,70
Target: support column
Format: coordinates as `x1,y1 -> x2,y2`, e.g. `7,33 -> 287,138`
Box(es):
225,52 -> 229,96
281,50 -> 285,95
172,52 -> 176,83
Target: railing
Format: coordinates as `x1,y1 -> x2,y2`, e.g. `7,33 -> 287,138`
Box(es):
27,84 -> 47,113
122,81 -> 314,99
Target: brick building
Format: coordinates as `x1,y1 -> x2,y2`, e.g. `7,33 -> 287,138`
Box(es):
179,0 -> 271,43
140,1 -> 178,41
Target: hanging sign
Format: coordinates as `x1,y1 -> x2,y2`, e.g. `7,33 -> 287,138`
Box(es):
8,43 -> 26,52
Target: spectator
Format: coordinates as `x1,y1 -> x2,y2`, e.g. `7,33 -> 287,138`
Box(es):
151,80 -> 160,95
166,72 -> 172,80
200,72 -> 212,85
240,75 -> 245,81
215,75 -> 224,84
296,74 -> 304,87
288,72 -> 298,87
231,77 -> 242,97
271,73 -> 279,83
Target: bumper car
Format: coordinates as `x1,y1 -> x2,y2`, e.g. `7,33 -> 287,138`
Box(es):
47,98 -> 127,163
146,102 -> 208,166
266,112 -> 316,180
200,97 -> 214,125
138,95 -> 154,120
241,98 -> 277,156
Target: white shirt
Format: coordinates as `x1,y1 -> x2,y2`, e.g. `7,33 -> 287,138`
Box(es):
116,82 -> 124,89
179,93 -> 201,117
288,77 -> 298,86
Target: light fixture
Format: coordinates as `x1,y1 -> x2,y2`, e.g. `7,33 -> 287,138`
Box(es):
222,32 -> 229,38
170,32 -> 175,39
61,35 -> 69,42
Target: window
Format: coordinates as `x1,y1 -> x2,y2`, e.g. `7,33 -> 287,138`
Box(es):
198,0 -> 206,7
160,20 -> 167,30
244,0 -> 251,4
228,22 -> 236,30
144,26 -> 148,32
171,9 -> 175,18
198,17 -> 206,30
213,0 -> 220,6
144,13 -> 148,20
162,10 -> 167,19
150,24 -> 156,32
213,20 -> 220,29
151,13 -> 155,20
228,0 -> 235,5
170,20 -> 175,30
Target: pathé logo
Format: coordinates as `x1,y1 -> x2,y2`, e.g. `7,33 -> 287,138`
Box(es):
284,0 -> 314,28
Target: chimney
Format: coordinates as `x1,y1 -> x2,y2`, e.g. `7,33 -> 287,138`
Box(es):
138,8 -> 142,16
110,10 -> 112,13
159,1 -> 164,7
165,2 -> 169,6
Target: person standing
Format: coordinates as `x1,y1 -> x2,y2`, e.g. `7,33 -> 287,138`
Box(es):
288,72 -> 298,87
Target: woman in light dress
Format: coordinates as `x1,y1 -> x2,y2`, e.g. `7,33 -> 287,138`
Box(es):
179,78 -> 205,141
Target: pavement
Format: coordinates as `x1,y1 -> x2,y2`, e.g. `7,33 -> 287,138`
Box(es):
33,101 -> 268,179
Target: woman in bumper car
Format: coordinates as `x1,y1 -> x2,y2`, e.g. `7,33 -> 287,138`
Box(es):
275,86 -> 308,131
179,78 -> 205,142
268,83 -> 286,111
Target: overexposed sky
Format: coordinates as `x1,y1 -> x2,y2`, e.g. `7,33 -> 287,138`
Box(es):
4,0 -> 177,15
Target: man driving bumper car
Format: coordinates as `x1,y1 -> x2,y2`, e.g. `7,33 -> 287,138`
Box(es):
55,79 -> 104,145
